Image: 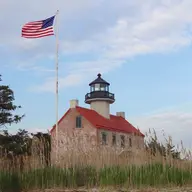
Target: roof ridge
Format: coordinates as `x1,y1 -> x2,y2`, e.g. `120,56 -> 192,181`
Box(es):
50,105 -> 145,137
77,106 -> 122,117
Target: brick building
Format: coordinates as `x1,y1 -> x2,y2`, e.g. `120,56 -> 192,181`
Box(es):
50,74 -> 144,162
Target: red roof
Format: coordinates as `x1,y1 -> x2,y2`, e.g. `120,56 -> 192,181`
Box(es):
50,106 -> 144,137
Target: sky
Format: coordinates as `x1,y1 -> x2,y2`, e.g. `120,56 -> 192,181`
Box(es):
1,0 -> 192,150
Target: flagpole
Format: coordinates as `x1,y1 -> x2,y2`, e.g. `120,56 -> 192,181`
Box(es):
55,10 -> 59,163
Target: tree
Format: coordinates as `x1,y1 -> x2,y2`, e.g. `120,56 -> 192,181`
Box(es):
0,129 -> 32,171
0,129 -> 32,156
0,75 -> 24,128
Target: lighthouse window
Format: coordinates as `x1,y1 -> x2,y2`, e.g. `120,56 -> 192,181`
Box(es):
90,86 -> 94,92
129,138 -> 132,147
112,134 -> 116,146
101,132 -> 107,145
76,116 -> 82,128
95,84 -> 100,91
100,84 -> 106,91
120,135 -> 125,148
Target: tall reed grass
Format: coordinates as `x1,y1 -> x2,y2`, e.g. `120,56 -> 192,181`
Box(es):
0,129 -> 191,192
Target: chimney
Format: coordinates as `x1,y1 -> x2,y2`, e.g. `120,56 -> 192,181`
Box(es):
70,99 -> 79,108
116,112 -> 125,118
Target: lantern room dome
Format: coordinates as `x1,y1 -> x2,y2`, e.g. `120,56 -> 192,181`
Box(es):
85,73 -> 115,104
89,73 -> 110,86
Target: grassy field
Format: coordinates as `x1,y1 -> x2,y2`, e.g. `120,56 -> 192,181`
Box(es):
0,130 -> 191,192
0,162 -> 192,191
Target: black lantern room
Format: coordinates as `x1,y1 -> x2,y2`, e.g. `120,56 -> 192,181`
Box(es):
85,73 -> 115,104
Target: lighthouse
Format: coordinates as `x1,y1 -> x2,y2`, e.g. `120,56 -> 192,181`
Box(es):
85,73 -> 115,119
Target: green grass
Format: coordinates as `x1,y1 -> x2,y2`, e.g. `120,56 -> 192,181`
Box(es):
0,171 -> 21,192
0,163 -> 192,191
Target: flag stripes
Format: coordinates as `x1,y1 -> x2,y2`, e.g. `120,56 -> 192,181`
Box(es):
21,16 -> 55,38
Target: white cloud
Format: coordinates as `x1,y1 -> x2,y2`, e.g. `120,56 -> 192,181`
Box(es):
29,59 -> 122,92
95,0 -> 192,59
16,61 -> 55,73
56,0 -> 192,57
29,73 -> 85,93
1,0 -> 192,91
131,110 -> 192,149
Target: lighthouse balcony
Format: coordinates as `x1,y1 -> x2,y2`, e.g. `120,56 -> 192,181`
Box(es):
85,91 -> 115,104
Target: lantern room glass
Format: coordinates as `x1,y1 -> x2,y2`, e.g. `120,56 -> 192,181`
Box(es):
90,84 -> 109,92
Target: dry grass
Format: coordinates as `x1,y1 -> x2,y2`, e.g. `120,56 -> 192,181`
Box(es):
0,129 -> 191,192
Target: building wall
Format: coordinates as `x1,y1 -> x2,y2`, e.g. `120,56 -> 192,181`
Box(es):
51,108 -> 145,164
98,129 -> 144,150
51,108 -> 97,163
90,100 -> 110,119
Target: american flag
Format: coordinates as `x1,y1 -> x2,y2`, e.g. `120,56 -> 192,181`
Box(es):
21,16 -> 55,38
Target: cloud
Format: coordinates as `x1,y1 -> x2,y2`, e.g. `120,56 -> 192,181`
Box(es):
131,110 -> 192,149
28,59 -> 122,92
16,60 -> 55,73
86,0 -> 192,59
59,0 -> 192,57
29,73 -> 85,93
1,0 -> 192,91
